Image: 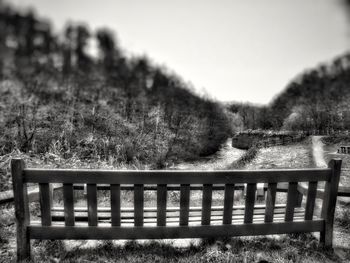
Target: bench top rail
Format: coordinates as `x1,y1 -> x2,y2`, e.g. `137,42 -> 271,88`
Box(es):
23,168 -> 332,184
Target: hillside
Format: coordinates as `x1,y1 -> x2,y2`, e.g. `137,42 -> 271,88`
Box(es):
269,53 -> 350,131
227,53 -> 350,132
0,3 -> 232,169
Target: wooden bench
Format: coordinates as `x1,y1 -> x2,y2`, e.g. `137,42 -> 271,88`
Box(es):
11,158 -> 342,262
338,146 -> 350,154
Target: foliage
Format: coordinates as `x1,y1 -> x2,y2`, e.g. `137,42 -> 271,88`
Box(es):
227,54 -> 350,133
321,135 -> 350,145
0,3 -> 232,168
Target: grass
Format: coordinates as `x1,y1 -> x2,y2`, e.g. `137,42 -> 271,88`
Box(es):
336,204 -> 350,231
244,138 -> 313,170
27,234 -> 340,263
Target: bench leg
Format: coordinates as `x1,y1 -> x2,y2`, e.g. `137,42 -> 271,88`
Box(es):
16,227 -> 31,262
320,159 -> 342,248
320,230 -> 331,248
296,190 -> 303,207
12,159 -> 31,262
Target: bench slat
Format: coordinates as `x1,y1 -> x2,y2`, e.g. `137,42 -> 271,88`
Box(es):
29,220 -> 325,240
39,183 -> 52,226
87,184 -> 98,226
244,183 -> 256,223
157,184 -> 167,226
51,203 -> 290,213
63,184 -> 74,226
110,184 -> 121,226
50,206 -> 306,219
134,184 -> 144,226
50,210 -> 307,223
180,184 -> 190,226
223,184 -> 234,224
24,169 -> 332,184
71,184 -> 245,191
265,183 -> 277,223
285,182 -> 298,221
201,184 -> 212,225
305,181 -> 318,220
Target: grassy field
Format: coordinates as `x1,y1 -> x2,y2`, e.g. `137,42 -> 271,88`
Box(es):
0,137 -> 349,262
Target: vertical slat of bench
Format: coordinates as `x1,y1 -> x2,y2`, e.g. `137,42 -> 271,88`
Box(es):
304,181 -> 318,220
180,184 -> 190,226
244,183 -> 256,223
63,184 -> 75,226
134,184 -> 144,226
201,184 -> 212,225
320,159 -> 342,247
223,184 -> 235,224
157,184 -> 167,226
264,182 -> 277,223
11,158 -> 31,261
39,183 -> 52,226
110,184 -> 121,226
87,184 -> 98,226
285,182 -> 298,222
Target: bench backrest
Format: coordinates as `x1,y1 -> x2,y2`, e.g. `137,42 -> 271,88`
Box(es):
11,158 -> 342,261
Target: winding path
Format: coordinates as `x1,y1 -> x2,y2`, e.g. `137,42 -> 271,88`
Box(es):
174,139 -> 245,170
312,136 -> 327,167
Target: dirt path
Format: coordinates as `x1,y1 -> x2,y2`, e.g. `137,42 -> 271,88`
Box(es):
312,136 -> 327,167
174,139 -> 245,170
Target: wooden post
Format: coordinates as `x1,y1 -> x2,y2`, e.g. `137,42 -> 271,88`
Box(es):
320,159 -> 342,248
11,158 -> 31,261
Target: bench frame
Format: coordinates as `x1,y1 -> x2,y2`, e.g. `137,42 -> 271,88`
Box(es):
11,158 -> 342,262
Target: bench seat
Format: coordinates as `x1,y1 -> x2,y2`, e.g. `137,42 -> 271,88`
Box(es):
46,204 -> 315,226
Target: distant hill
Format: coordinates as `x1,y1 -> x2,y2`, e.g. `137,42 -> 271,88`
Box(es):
227,53 -> 350,133
269,53 -> 350,132
0,2 -> 232,167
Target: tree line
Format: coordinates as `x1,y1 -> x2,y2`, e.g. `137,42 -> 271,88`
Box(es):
228,53 -> 350,134
0,2 -> 232,167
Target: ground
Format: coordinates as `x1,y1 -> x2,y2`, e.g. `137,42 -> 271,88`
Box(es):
0,137 -> 350,262
174,139 -> 245,170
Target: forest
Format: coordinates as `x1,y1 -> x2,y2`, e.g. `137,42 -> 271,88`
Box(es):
0,2 -> 232,169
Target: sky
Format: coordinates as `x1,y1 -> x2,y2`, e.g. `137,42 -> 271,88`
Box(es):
10,0 -> 350,104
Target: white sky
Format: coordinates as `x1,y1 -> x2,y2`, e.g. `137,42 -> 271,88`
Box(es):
11,0 -> 350,104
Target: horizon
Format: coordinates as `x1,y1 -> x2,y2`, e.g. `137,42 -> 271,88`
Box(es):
10,0 -> 350,104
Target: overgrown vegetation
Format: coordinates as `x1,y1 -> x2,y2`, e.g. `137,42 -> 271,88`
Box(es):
0,2 -> 232,170
321,135 -> 350,145
336,204 -> 350,231
228,146 -> 259,169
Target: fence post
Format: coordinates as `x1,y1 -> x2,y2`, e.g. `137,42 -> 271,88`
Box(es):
320,159 -> 342,248
11,158 -> 31,261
